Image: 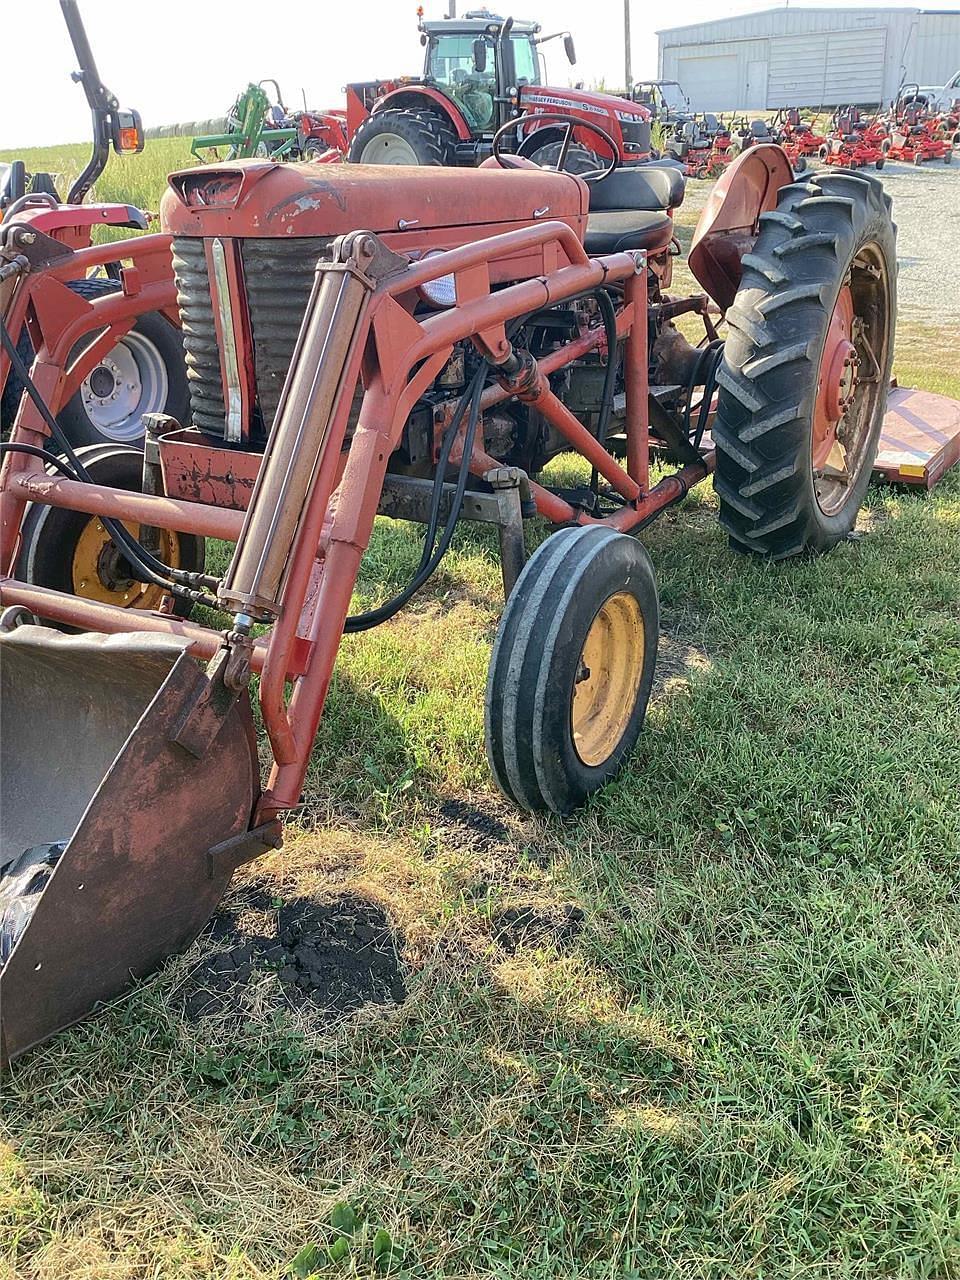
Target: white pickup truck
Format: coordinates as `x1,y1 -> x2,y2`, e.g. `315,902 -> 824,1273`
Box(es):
913,70 -> 960,112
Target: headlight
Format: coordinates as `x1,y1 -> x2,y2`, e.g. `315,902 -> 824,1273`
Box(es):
417,252 -> 457,308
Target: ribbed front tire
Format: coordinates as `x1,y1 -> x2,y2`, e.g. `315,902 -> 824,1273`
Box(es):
713,169 -> 896,558
485,527 -> 659,814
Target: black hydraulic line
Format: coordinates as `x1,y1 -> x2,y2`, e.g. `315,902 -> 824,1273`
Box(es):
588,288 -> 619,496
0,316 -> 219,608
594,289 -> 619,448
344,362 -> 488,633
692,344 -> 724,453
0,441 -> 81,479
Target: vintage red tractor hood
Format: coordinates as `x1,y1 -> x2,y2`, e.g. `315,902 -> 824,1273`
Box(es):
161,160 -> 587,241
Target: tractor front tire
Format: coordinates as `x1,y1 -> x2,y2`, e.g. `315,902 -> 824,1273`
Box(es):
485,526 -> 659,814
347,109 -> 455,166
713,169 -> 895,558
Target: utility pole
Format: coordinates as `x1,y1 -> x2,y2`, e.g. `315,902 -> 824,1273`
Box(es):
624,0 -> 632,91
448,0 -> 456,15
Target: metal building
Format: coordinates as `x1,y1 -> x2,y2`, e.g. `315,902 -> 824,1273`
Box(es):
656,7 -> 960,110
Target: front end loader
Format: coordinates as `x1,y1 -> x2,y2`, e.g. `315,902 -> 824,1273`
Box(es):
0,139 -> 914,1061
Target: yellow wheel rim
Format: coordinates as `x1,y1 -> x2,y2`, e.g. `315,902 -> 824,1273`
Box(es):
71,518 -> 181,610
571,590 -> 645,767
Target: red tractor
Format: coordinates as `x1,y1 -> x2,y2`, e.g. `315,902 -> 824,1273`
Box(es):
819,107 -> 886,170
1,140 -> 908,1060
304,10 -> 652,170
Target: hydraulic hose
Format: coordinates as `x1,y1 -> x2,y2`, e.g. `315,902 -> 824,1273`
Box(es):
344,361 -> 488,633
0,315 -> 219,608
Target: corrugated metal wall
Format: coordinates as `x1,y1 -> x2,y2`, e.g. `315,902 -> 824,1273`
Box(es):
913,13 -> 960,85
657,7 -> 959,108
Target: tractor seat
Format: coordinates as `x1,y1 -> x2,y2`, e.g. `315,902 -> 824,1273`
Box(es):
583,162 -> 683,256
583,209 -> 673,254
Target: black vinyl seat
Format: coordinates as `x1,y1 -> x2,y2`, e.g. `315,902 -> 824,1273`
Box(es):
583,162 -> 684,256
583,210 -> 674,254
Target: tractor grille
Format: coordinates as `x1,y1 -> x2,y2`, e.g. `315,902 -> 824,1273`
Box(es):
171,235 -> 332,440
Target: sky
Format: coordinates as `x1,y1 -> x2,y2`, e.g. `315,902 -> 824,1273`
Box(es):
2,0 -> 953,149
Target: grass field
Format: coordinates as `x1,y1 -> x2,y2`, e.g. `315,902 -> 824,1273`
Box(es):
2,141 -> 960,1280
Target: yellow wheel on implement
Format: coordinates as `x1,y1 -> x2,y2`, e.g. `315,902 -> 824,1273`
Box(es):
572,590 -> 646,767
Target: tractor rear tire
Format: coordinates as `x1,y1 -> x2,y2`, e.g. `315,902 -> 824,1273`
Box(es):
485,526 -> 659,814
713,169 -> 896,559
15,444 -> 204,622
347,109 -> 455,166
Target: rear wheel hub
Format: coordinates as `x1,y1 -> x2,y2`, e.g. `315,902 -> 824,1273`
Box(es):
811,280 -> 877,515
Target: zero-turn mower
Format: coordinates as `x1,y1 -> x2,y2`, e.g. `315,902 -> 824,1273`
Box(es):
880,90 -> 952,165
819,107 -> 887,170
772,108 -> 827,172
665,115 -> 735,179
0,135 -> 921,1062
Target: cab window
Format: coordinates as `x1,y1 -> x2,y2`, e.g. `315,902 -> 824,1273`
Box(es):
511,35 -> 540,87
428,33 -> 497,130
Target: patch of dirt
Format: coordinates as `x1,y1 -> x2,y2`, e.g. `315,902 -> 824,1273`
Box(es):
653,628 -> 713,699
181,885 -> 405,1023
437,796 -> 514,854
491,903 -> 585,954
433,795 -> 553,875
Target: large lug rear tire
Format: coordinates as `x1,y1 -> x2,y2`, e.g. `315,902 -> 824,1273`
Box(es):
347,109 -> 456,166
712,169 -> 896,559
15,444 -> 205,621
485,526 -> 659,814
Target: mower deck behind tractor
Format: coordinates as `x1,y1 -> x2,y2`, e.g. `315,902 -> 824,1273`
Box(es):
0,137 -> 956,1064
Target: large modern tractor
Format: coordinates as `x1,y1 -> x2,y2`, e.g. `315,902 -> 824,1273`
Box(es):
1,131 -> 931,1063
339,9 -> 653,169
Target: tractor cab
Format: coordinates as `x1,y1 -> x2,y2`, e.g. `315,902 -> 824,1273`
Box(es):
420,12 -> 547,134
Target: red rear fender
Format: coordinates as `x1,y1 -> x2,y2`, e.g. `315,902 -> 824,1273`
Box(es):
689,143 -> 794,311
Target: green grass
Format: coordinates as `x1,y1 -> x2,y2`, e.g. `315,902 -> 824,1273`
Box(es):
2,141 -> 960,1280
0,137 -> 194,233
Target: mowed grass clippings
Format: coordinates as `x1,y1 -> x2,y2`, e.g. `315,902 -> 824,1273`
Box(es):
1,140 -> 960,1280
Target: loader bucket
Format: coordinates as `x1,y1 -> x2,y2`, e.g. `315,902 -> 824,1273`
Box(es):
0,626 -> 261,1066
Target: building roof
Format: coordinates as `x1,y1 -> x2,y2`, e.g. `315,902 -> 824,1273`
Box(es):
655,6 -> 959,37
